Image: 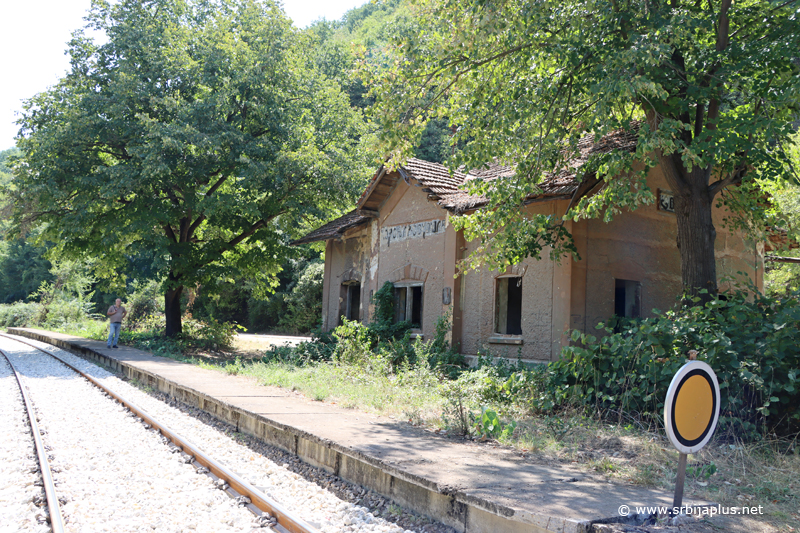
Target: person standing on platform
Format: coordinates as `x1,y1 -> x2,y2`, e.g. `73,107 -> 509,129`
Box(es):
106,298 -> 127,349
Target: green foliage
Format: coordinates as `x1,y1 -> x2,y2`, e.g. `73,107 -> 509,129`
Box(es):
262,331 -> 337,366
551,289 -> 800,438
0,302 -> 46,328
414,118 -> 452,164
763,132 -> 800,297
0,258 -> 98,330
327,290 -> 463,373
192,254 -> 323,334
369,280 -> 412,340
439,368 -> 494,435
0,147 -> 19,183
125,279 -> 163,329
686,462 -> 717,480
11,0 -> 371,335
472,407 -> 517,440
89,313 -> 241,358
0,238 -> 53,303
333,318 -> 377,366
266,281 -> 463,383
181,316 -> 241,351
279,261 -> 324,333
367,0 -> 800,295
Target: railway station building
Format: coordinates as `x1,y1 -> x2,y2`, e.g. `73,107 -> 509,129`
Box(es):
293,129 -> 764,362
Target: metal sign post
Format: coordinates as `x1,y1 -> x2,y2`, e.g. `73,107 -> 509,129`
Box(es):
664,360 -> 720,512
673,453 -> 688,508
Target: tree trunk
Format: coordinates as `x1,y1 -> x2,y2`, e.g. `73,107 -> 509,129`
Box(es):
660,152 -> 718,303
164,285 -> 184,337
673,182 -> 717,302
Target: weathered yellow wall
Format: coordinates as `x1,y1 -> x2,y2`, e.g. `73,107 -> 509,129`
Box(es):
458,202 -> 562,361
321,162 -> 763,362
322,181 -> 454,342
570,161 -> 763,335
373,183 -> 451,340
322,230 -> 370,330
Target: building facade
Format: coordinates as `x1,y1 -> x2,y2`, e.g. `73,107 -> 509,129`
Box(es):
294,137 -> 763,362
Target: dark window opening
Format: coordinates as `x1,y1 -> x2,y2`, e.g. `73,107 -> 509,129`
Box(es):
347,283 -> 361,321
339,282 -> 361,324
410,286 -> 423,326
393,284 -> 423,328
495,277 -> 523,335
614,279 -> 641,318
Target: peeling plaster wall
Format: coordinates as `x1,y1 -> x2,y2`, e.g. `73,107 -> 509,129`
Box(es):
373,184 -> 451,341
323,230 -> 370,330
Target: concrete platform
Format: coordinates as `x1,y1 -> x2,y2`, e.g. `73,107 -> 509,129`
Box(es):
8,328 -> 701,533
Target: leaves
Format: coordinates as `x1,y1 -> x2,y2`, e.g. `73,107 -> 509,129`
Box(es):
11,0 -> 371,328
551,287 -> 800,438
364,0 -> 800,283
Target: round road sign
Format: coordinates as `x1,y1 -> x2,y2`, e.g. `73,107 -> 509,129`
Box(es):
664,360 -> 720,454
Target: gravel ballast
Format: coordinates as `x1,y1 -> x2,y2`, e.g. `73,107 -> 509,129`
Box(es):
0,337 -> 261,533
0,355 -> 47,533
0,334 -> 453,533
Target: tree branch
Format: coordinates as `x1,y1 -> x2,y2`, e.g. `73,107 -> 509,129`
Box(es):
205,174 -> 228,198
188,214 -> 206,239
729,0 -> 798,41
708,165 -> 747,197
716,0 -> 732,52
164,224 -> 178,243
219,217 -> 275,255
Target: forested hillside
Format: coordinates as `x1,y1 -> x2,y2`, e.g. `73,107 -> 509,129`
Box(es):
0,0 -> 451,335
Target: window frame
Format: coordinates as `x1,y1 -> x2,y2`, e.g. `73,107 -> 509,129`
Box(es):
339,281 -> 361,325
614,278 -> 642,319
393,281 -> 424,329
494,275 -> 523,336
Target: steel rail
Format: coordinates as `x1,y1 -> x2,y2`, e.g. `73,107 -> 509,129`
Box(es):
0,347 -> 66,533
0,333 -> 320,533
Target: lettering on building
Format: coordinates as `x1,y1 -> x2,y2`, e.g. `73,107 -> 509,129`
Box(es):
381,219 -> 446,247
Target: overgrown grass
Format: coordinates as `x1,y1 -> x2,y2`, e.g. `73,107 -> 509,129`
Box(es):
201,358 -> 445,421
182,352 -> 799,529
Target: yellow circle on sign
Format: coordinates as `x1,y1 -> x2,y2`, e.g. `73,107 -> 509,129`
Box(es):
674,375 -> 713,441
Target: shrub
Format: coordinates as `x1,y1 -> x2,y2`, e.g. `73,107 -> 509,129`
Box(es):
550,288 -> 800,438
333,318 -> 375,366
369,281 -> 412,340
279,262 -> 324,334
125,280 -> 163,329
0,301 -> 41,327
262,330 -> 337,366
182,316 -> 240,350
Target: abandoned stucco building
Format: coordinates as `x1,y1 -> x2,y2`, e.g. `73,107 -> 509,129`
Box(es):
294,130 -> 764,362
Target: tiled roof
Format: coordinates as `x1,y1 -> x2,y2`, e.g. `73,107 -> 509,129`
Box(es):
296,125 -> 641,243
291,210 -> 370,245
439,125 -> 640,212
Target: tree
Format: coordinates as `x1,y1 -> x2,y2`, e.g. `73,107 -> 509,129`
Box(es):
367,0 -> 800,298
763,131 -> 800,295
11,0 -> 370,336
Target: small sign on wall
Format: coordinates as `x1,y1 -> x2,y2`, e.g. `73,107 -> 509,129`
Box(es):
658,189 -> 675,213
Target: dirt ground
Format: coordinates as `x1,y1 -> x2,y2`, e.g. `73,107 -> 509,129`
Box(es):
230,333 -> 310,356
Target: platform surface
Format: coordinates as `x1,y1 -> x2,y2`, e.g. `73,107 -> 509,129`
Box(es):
10,328 -> 703,532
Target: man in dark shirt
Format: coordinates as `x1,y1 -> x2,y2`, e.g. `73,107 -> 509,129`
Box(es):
106,298 -> 127,349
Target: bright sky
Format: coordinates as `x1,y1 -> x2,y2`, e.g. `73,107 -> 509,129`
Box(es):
0,0 -> 368,150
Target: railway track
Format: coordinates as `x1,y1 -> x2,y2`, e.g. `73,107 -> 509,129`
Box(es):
0,332 -> 318,533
